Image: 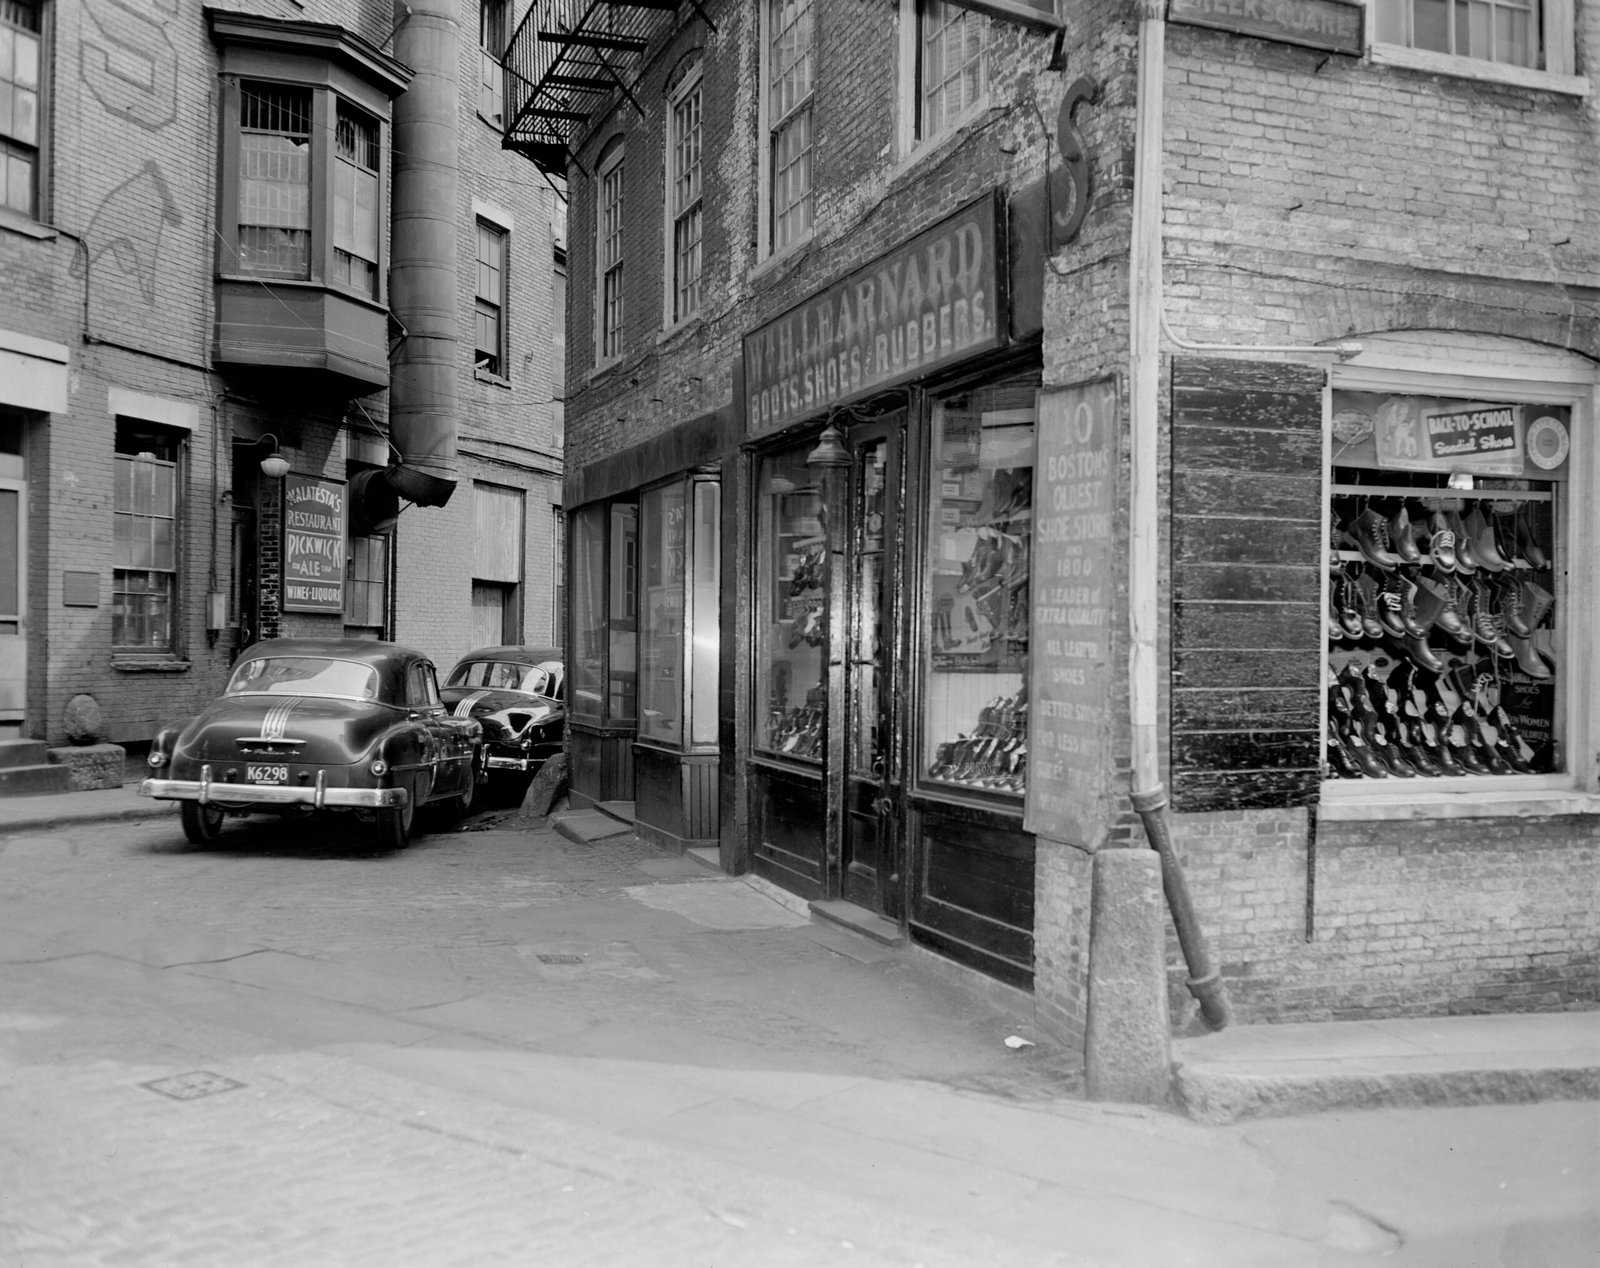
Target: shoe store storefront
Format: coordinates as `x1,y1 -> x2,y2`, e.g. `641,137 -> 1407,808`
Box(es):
742,193 -> 1044,986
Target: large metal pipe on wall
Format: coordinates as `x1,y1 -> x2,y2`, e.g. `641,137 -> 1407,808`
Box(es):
388,0 -> 460,508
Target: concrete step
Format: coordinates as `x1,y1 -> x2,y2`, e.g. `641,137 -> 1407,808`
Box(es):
0,763 -> 74,796
0,739 -> 51,770
810,899 -> 906,946
595,799 -> 636,825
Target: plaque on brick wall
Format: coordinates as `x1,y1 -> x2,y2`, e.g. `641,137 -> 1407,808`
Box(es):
1168,0 -> 1364,55
1025,378 -> 1119,847
281,474 -> 346,614
63,571 -> 99,607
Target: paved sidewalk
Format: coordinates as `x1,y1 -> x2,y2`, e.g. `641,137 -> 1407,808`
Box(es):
2,781 -> 1598,1126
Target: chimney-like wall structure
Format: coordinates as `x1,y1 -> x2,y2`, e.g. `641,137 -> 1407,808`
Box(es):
388,0 -> 460,507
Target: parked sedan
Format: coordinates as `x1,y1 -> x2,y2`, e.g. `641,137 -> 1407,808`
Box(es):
140,639 -> 483,848
440,646 -> 564,786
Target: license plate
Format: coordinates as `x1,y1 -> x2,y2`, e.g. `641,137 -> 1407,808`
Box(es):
246,764 -> 288,784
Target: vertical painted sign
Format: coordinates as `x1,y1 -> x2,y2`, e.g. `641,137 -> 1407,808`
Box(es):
282,474 -> 346,614
1025,379 -> 1119,846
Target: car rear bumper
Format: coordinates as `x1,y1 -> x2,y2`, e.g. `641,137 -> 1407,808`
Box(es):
140,765 -> 408,810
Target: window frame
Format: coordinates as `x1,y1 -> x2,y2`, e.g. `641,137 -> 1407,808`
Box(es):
474,217 -> 510,379
343,530 -> 391,638
663,63 -> 704,330
478,0 -> 508,126
595,140 -> 626,366
1321,345 -> 1600,821
112,420 -> 186,657
757,0 -> 816,264
896,0 -> 991,162
0,0 -> 45,222
210,15 -> 402,307
1364,0 -> 1585,92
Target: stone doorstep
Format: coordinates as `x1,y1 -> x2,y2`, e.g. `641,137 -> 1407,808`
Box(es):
0,738 -> 51,769
47,743 -> 127,792
810,899 -> 906,947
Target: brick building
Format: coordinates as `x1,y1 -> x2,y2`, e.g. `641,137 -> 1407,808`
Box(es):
0,0 -> 564,774
505,0 -> 1600,1047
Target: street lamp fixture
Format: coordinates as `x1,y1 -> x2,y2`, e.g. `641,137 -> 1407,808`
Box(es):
257,433 -> 291,479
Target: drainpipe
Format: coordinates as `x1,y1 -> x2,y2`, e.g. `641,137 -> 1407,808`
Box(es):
389,0 -> 460,508
1127,0 -> 1231,1031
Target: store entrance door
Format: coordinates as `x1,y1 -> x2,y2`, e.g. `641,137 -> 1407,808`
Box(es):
840,419 -> 903,919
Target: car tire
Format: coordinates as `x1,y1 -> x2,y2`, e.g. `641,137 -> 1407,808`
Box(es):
180,801 -> 226,845
445,750 -> 483,820
374,779 -> 416,850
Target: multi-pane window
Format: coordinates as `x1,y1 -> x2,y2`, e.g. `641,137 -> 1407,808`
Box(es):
333,106 -> 379,296
553,505 -> 565,644
0,0 -> 40,218
669,73 -> 703,324
344,533 -> 388,637
918,0 -> 987,141
475,219 -> 508,376
238,83 -> 313,279
1374,0 -> 1538,66
479,0 -> 507,124
552,254 -> 566,442
113,423 -> 181,652
767,0 -> 815,253
598,146 -> 625,362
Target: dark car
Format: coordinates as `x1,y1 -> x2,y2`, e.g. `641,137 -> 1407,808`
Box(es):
439,645 -> 564,785
140,639 -> 483,848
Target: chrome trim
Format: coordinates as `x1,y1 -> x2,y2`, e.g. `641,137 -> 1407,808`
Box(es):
140,776 -> 409,809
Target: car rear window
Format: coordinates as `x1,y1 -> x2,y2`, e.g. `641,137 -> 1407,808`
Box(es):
448,661 -> 558,697
225,657 -> 379,701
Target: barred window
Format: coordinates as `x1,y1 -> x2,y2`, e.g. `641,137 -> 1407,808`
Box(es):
0,0 -> 41,218
113,423 -> 182,652
333,106 -> 380,296
238,83 -> 313,279
479,0 -> 507,123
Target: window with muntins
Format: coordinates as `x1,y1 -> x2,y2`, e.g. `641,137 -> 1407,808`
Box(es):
238,83 -> 313,279
479,0 -> 507,124
669,71 -> 703,324
767,0 -> 815,254
475,219 -> 508,376
113,423 -> 183,653
1374,0 -> 1537,65
333,106 -> 379,296
918,0 -> 987,141
0,0 -> 41,219
344,533 -> 388,637
598,147 -> 625,361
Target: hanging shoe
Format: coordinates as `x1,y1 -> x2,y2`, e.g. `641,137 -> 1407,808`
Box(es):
1404,633 -> 1445,672
1326,721 -> 1363,778
1521,581 -> 1554,631
1510,632 -> 1554,679
1387,504 -> 1423,565
1426,510 -> 1459,572
1351,507 -> 1402,571
1353,573 -> 1386,641
1376,576 -> 1409,639
1446,509 -> 1481,575
1531,627 -> 1557,671
1464,507 -> 1511,573
1467,581 -> 1514,657
1495,576 -> 1532,638
1515,503 -> 1550,570
1414,576 -> 1470,643
1399,579 -> 1430,639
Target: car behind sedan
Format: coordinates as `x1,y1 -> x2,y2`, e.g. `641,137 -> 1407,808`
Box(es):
440,645 -> 564,788
140,639 -> 483,848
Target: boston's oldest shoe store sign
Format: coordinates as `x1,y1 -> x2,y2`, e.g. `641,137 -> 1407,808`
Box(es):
743,193 -> 1007,434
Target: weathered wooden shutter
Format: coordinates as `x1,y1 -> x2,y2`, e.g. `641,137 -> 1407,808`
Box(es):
1170,357 -> 1324,811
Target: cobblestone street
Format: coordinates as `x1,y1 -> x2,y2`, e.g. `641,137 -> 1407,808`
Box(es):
2,810 -> 1595,1266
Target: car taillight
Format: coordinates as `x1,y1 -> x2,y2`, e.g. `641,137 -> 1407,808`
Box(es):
370,758 -> 389,775
147,750 -> 167,768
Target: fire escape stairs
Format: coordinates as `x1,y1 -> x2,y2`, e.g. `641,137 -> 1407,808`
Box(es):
500,0 -> 713,176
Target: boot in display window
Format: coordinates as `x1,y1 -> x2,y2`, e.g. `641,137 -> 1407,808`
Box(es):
1325,393 -> 1566,781
756,447 -> 830,760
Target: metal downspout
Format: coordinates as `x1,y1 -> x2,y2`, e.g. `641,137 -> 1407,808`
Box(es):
1128,0 -> 1231,1031
389,0 -> 460,508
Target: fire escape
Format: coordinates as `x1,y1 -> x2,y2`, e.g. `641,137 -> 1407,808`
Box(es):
501,0 -> 705,175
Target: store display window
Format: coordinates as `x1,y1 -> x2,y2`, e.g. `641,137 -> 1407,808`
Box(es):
1326,391 -> 1567,782
608,504 -> 638,723
637,475 -> 721,749
756,443 -> 827,760
568,500 -> 639,725
920,372 -> 1037,797
570,505 -> 605,721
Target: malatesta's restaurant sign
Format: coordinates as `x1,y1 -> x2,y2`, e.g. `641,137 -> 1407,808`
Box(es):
744,193 -> 1007,435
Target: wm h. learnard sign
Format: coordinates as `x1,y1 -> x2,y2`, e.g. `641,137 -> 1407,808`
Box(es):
282,474 -> 347,614
743,193 -> 1007,434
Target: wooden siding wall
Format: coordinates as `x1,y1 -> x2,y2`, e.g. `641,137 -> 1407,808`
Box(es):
1170,357 -> 1325,811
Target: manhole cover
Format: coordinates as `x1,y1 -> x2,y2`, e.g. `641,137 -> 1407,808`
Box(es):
140,1071 -> 245,1101
536,953 -> 583,965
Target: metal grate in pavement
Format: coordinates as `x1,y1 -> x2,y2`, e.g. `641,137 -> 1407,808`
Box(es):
535,953 -> 583,965
140,1071 -> 245,1101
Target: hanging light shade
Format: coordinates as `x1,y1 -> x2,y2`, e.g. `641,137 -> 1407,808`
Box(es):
806,421 -> 850,469
257,433 -> 290,479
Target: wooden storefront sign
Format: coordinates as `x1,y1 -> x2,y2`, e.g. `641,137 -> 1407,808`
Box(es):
282,474 -> 346,614
1025,378 -> 1119,847
1168,0 -> 1364,55
743,192 -> 1008,436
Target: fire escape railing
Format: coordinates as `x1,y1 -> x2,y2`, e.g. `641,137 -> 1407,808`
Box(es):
502,0 -> 689,176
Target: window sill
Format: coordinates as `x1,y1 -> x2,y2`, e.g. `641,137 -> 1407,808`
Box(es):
474,367 -> 512,388
889,101 -> 995,185
112,656 -> 192,673
657,315 -> 702,346
478,108 -> 506,132
1319,781 -> 1600,820
1368,44 -> 1589,96
587,357 -> 623,384
747,231 -> 815,285
0,210 -> 55,241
